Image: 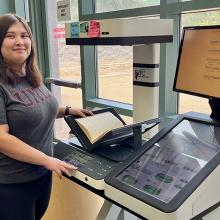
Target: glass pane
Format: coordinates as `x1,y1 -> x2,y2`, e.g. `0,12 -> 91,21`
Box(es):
182,10 -> 220,27
55,88 -> 82,140
179,10 -> 220,114
54,27 -> 82,140
97,46 -> 133,104
96,0 -> 159,13
52,0 -> 82,140
166,0 -> 193,1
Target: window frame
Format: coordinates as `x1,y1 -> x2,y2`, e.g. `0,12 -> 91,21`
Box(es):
29,0 -> 220,118
79,0 -> 220,118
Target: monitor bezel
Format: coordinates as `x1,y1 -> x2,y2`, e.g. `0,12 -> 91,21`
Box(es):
173,25 -> 220,99
104,112 -> 220,213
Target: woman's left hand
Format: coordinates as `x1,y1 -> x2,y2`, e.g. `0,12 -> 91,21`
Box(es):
69,108 -> 93,118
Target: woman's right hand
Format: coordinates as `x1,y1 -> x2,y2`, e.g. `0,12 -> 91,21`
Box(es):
44,156 -> 77,179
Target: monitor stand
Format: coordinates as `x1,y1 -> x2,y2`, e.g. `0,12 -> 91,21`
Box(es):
209,97 -> 220,121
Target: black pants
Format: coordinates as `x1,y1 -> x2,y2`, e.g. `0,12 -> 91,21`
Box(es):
0,171 -> 52,220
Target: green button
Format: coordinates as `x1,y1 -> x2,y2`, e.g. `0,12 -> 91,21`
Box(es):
143,185 -> 161,195
155,173 -> 173,183
122,175 -> 137,185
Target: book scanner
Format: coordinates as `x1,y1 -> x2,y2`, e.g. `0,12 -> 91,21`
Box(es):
54,107 -> 161,190
104,25 -> 220,219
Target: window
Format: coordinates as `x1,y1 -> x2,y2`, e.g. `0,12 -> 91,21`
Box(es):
178,10 -> 220,114
97,46 -> 133,104
96,0 -> 159,13
96,16 -> 159,110
82,0 -> 220,119
47,0 -> 82,140
55,39 -> 82,139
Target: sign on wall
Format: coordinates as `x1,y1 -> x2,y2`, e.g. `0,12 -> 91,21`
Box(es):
57,0 -> 72,22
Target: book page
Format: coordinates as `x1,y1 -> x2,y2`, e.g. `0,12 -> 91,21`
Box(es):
75,112 -> 124,144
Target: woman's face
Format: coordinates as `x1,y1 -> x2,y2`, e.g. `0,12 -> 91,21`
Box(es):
1,21 -> 31,73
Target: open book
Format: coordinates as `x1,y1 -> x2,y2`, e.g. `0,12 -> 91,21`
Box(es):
75,111 -> 124,144
64,107 -> 161,152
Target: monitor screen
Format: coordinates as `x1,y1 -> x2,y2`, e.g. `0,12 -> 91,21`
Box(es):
173,26 -> 220,99
116,119 -> 220,203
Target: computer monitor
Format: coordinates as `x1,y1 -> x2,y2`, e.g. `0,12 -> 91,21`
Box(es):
173,25 -> 220,99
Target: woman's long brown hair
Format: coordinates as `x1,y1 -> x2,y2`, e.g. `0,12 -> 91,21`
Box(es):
0,13 -> 42,87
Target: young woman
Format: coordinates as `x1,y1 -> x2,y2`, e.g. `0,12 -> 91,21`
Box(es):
0,13 -> 92,220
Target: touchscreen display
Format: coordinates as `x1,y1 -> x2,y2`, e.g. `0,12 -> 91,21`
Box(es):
116,120 -> 220,203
